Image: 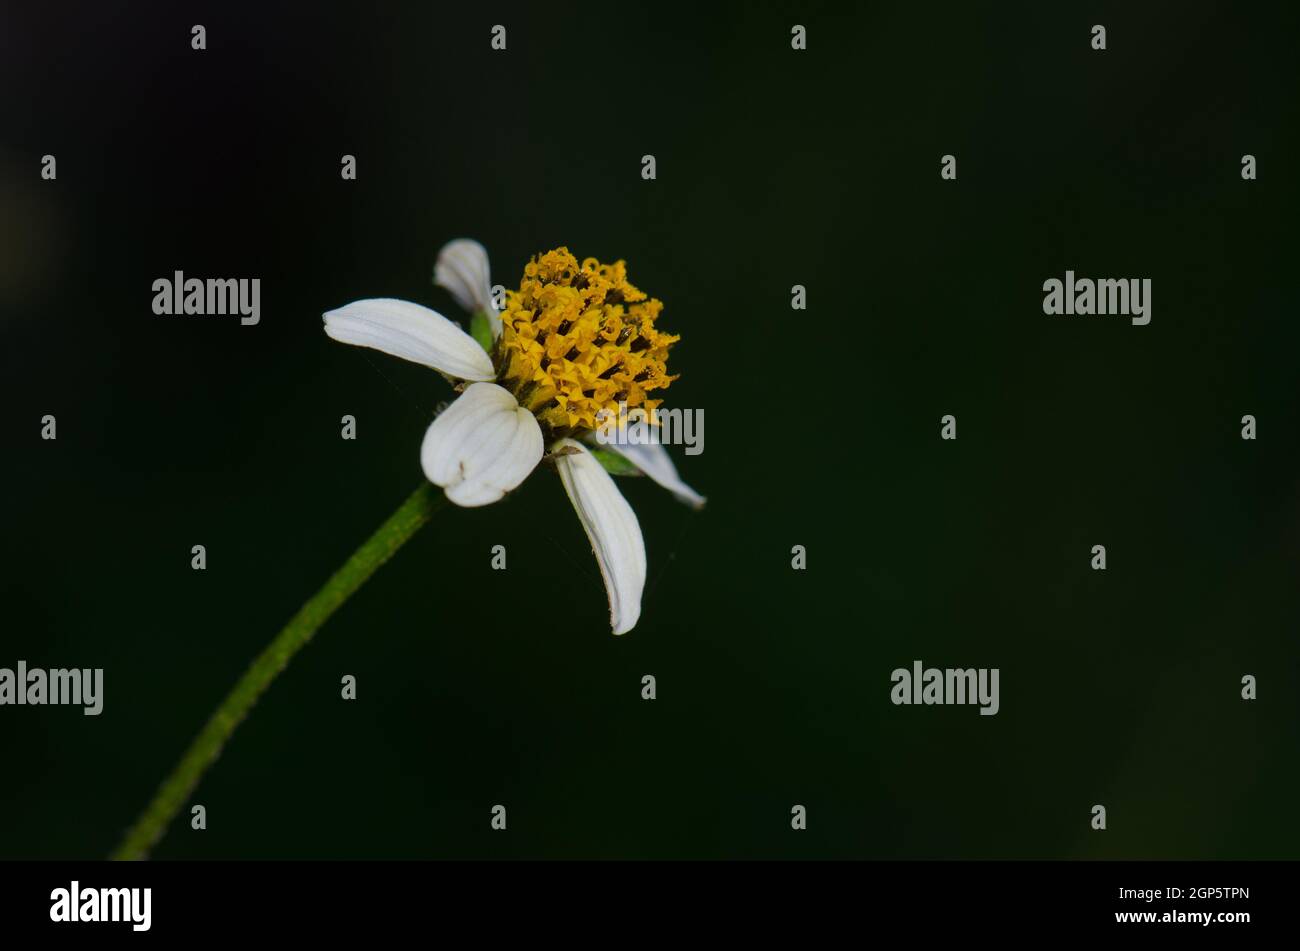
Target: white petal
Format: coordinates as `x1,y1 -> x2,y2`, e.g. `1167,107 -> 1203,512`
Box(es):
323,298 -> 495,382
598,440 -> 706,510
553,439 -> 647,635
421,383 -> 542,507
434,238 -> 502,339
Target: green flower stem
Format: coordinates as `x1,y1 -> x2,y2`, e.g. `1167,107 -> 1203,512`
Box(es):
110,482 -> 446,861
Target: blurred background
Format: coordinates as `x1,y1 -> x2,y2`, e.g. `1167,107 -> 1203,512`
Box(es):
1,1 -> 1297,859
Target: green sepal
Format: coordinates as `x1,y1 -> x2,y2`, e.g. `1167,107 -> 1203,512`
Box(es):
469,311 -> 494,354
588,447 -> 643,476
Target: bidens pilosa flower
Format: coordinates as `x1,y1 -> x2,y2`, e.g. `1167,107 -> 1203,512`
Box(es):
323,240 -> 704,634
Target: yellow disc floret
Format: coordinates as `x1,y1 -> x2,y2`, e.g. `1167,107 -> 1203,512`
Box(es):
495,247 -> 678,438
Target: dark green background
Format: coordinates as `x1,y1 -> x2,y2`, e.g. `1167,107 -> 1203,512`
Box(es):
2,1 -> 1296,859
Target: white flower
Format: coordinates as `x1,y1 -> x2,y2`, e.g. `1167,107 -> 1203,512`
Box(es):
323,239 -> 704,635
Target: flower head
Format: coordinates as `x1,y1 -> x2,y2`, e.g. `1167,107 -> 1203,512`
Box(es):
496,248 -> 678,437
323,239 -> 703,634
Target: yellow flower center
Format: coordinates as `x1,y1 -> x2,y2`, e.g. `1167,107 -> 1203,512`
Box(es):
495,247 -> 678,439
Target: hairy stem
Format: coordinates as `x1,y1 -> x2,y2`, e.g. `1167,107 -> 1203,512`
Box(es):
111,482 -> 445,860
